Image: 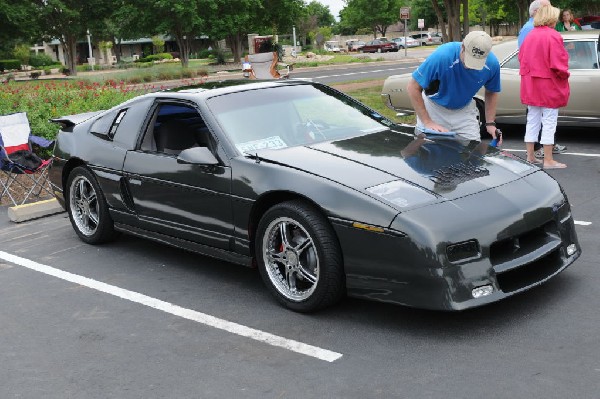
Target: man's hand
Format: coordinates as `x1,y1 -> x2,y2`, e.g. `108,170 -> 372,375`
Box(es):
487,125 -> 502,145
422,121 -> 449,132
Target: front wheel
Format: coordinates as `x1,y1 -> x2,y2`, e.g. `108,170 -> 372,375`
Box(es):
66,166 -> 117,244
255,200 -> 345,312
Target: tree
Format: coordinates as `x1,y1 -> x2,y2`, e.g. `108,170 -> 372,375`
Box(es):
0,0 -> 39,58
32,0 -> 112,76
210,0 -> 262,63
342,0 -> 403,38
149,0 -> 215,68
306,1 -> 335,27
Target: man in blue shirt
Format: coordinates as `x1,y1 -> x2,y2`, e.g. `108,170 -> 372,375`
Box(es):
518,0 -> 567,156
407,31 -> 501,143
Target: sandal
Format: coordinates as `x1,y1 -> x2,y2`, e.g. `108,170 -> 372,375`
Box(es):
543,162 -> 567,169
527,158 -> 542,164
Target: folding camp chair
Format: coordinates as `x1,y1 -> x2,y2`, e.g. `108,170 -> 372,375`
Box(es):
0,112 -> 54,206
242,51 -> 293,79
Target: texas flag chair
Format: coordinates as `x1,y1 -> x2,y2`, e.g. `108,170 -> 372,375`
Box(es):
0,112 -> 54,206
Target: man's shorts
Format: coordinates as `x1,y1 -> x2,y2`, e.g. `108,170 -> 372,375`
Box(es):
415,93 -> 481,141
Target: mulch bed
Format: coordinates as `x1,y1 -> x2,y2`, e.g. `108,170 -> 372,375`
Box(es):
0,172 -> 54,207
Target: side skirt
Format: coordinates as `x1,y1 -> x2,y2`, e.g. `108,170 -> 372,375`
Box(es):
114,223 -> 253,268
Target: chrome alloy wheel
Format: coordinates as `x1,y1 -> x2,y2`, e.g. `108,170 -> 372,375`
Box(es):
69,175 -> 99,237
262,216 -> 319,301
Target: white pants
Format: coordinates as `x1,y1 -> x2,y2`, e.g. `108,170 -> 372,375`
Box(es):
416,93 -> 481,141
524,106 -> 558,145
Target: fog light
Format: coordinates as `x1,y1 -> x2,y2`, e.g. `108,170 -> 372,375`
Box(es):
566,244 -> 577,256
472,285 -> 493,299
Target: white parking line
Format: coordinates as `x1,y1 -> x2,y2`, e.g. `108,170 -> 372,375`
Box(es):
504,149 -> 600,157
314,67 -> 411,79
0,251 -> 343,363
574,221 -> 592,226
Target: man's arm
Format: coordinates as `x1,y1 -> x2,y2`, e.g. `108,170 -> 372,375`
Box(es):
484,90 -> 500,142
407,78 -> 448,132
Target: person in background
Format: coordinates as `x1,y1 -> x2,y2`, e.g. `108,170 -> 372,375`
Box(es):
517,0 -> 567,158
406,31 -> 501,144
555,9 -> 582,32
519,4 -> 570,169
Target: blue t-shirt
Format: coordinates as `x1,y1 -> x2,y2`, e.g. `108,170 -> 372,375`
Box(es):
518,18 -> 534,48
412,42 -> 501,109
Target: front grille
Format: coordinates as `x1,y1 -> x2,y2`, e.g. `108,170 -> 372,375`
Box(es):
496,249 -> 563,293
491,221 -> 565,293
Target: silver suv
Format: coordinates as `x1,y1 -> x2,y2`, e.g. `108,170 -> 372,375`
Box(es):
410,32 -> 443,46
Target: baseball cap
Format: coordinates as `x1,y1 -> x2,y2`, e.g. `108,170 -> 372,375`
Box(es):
463,31 -> 493,70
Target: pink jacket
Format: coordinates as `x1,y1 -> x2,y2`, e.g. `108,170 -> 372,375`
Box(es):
519,26 -> 570,108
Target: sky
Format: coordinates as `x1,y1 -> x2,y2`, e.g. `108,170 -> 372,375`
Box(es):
314,0 -> 344,20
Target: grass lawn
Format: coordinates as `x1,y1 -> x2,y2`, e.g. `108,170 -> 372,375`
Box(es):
331,79 -> 416,126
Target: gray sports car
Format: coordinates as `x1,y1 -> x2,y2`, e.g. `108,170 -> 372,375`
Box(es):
49,80 -> 581,313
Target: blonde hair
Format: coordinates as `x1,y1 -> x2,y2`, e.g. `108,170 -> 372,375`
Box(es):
534,4 -> 560,26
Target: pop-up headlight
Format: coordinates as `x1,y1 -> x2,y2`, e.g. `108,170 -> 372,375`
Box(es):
366,180 -> 437,209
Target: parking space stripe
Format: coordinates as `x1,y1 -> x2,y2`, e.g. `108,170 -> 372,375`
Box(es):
0,250 -> 343,363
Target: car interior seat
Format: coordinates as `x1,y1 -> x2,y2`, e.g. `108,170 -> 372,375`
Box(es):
154,119 -> 198,155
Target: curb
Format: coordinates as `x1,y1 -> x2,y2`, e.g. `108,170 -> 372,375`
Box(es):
7,198 -> 65,223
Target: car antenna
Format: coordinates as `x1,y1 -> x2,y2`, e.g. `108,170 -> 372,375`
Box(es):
254,152 -> 260,163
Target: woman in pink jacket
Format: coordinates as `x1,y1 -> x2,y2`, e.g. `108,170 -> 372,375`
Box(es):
519,4 -> 570,169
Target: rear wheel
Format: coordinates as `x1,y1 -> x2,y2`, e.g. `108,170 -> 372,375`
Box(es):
66,166 -> 117,244
255,200 -> 345,312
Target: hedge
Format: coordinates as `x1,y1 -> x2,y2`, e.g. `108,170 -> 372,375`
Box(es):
0,59 -> 21,72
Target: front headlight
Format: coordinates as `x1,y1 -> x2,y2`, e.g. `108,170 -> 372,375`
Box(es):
366,180 -> 437,209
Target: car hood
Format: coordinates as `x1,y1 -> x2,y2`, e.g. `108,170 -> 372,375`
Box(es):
254,129 -> 536,206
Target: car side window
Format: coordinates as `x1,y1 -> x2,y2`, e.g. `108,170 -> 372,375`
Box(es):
140,103 -> 213,156
501,52 -> 520,69
90,110 -> 118,137
565,41 -> 598,69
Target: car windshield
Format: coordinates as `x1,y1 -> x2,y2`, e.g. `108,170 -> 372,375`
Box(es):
207,84 -> 392,154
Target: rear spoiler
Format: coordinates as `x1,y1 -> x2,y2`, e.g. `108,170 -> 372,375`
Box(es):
49,110 -> 105,128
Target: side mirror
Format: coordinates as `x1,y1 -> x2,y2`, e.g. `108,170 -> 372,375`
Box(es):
177,147 -> 219,165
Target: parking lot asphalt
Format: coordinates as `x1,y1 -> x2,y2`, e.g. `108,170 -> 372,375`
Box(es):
1,131 -> 599,398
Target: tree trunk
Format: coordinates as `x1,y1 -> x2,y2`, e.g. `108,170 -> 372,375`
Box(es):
114,38 -> 122,63
431,0 -> 447,42
61,34 -> 77,76
462,0 -> 469,38
227,31 -> 243,63
443,0 -> 461,42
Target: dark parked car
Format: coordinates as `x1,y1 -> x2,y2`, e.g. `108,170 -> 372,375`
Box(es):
360,39 -> 398,53
49,80 -> 580,313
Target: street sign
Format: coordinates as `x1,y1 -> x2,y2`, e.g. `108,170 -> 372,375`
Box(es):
418,19 -> 425,29
400,6 -> 410,20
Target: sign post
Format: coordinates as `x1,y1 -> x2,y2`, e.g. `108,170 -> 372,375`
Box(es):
400,7 -> 411,57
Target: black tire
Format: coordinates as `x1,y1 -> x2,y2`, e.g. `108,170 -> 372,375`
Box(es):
475,99 -> 487,139
255,200 -> 345,312
66,166 -> 117,244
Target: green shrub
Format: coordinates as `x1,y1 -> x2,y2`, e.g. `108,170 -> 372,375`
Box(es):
29,54 -> 56,68
181,69 -> 194,78
141,74 -> 153,82
157,71 -> 174,80
127,76 -> 142,84
0,59 -> 21,72
196,49 -> 211,59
